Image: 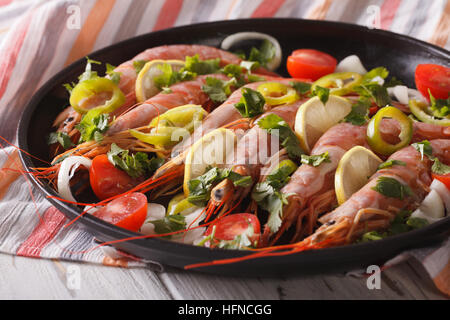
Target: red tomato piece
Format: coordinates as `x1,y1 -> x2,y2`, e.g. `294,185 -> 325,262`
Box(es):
205,213 -> 261,241
287,49 -> 337,81
432,173 -> 450,190
415,64 -> 450,100
89,154 -> 138,200
93,192 -> 148,232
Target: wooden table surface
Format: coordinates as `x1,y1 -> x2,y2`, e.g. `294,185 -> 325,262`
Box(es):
0,252 -> 446,300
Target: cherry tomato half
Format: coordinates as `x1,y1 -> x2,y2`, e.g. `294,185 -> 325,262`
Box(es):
205,213 -> 261,241
287,49 -> 337,81
89,154 -> 138,200
93,192 -> 148,232
432,173 -> 450,190
415,64 -> 450,100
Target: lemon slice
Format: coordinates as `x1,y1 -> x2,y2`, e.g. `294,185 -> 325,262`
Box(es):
294,95 -> 352,153
335,146 -> 383,205
135,59 -> 185,103
183,128 -> 237,196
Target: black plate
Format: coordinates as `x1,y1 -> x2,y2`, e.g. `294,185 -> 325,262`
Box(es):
17,18 -> 450,276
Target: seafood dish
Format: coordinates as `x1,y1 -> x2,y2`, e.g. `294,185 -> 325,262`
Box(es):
31,31 -> 450,269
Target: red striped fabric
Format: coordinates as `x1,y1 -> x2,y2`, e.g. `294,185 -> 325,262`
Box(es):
380,0 -> 402,30
0,12 -> 31,101
251,0 -> 286,18
152,0 -> 184,31
0,0 -> 12,6
16,207 -> 67,257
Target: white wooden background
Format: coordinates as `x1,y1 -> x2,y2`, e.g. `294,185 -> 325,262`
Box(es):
0,252 -> 446,299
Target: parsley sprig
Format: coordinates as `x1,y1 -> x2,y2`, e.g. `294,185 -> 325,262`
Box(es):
257,114 -> 305,161
187,166 -> 252,206
107,143 -> 164,178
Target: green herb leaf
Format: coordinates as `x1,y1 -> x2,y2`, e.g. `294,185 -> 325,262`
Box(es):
371,176 -> 413,200
105,63 -> 121,85
201,77 -> 236,103
311,85 -> 330,104
107,143 -> 164,178
429,91 -> 450,118
183,54 -> 220,75
406,217 -> 428,229
362,67 -> 389,85
252,182 -> 290,233
290,81 -> 311,96
234,87 -> 266,118
354,83 -> 391,107
251,162 -> 297,233
151,214 -> 186,237
301,152 -> 331,167
63,82 -> 76,94
133,60 -> 147,74
378,159 -> 407,170
47,132 -> 75,149
384,76 -> 403,88
78,57 -> 101,82
247,39 -> 275,68
75,109 -> 110,143
343,99 -> 371,125
412,140 -> 433,160
187,167 -> 252,206
431,158 -> 450,175
257,114 -> 305,160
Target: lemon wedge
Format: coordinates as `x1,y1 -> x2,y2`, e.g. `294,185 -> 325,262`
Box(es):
335,146 -> 383,205
183,128 -> 237,196
294,95 -> 352,153
135,59 -> 185,103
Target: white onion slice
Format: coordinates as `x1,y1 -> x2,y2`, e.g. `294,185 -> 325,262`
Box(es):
172,207 -> 207,244
412,189 -> 445,220
221,32 -> 282,71
430,179 -> 450,214
335,55 -> 367,74
387,85 -> 427,105
57,156 -> 92,203
140,203 -> 166,235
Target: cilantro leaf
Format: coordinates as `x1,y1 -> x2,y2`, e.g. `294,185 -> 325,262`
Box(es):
300,152 -> 331,167
371,176 -> 413,200
251,160 -> 297,233
378,159 -> 407,170
343,99 -> 371,125
362,67 -> 389,85
354,83 -> 391,107
78,57 -> 101,82
75,109 -> 109,143
151,214 -> 186,237
290,81 -> 311,96
201,77 -> 236,103
311,86 -> 330,104
133,60 -> 147,74
412,140 -> 433,160
257,114 -> 305,160
431,158 -> 450,175
47,132 -> 75,149
183,54 -> 220,75
234,87 -> 266,118
107,143 -> 164,178
105,63 -> 121,85
429,91 -> 450,118
247,39 -> 275,68
384,76 -> 403,88
187,167 -> 252,206
252,183 -> 290,233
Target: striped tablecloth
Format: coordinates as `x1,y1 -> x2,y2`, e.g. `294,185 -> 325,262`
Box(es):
0,0 -> 448,296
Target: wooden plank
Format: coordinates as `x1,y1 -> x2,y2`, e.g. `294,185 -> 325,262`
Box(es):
0,252 -> 446,299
